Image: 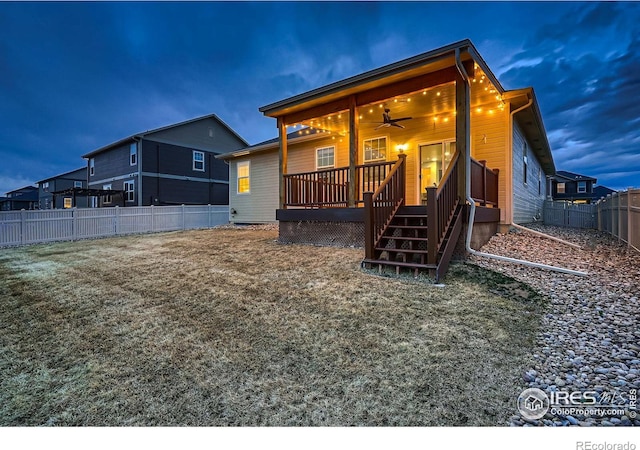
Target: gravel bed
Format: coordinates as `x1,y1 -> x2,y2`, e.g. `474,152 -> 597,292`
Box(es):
468,224 -> 640,427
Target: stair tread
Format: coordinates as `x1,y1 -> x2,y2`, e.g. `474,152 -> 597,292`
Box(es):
394,214 -> 427,218
376,247 -> 428,254
387,225 -> 429,229
363,259 -> 436,269
379,236 -> 428,241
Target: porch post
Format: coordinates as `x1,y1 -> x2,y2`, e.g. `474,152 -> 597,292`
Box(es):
348,95 -> 358,207
278,117 -> 288,209
455,70 -> 469,204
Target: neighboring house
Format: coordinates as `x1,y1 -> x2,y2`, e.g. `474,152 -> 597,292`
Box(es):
82,114 -> 247,207
37,167 -> 88,209
551,170 -> 599,203
593,185 -> 616,200
218,39 -> 555,279
1,186 -> 39,211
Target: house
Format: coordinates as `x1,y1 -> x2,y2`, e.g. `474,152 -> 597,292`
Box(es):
81,114 -> 247,207
593,185 -> 616,200
218,39 -> 555,279
37,167 -> 88,209
551,170 -> 599,203
1,186 -> 39,211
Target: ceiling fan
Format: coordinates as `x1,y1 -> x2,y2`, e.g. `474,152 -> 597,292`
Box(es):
372,108 -> 413,129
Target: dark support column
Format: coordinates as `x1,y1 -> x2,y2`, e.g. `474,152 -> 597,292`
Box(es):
363,192 -> 373,260
348,96 -> 359,207
455,70 -> 469,203
278,118 -> 288,209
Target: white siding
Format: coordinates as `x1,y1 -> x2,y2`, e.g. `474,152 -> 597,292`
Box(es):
512,122 -> 546,224
229,151 -> 279,223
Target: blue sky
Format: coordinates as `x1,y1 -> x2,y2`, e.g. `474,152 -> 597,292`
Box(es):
1,1 -> 639,194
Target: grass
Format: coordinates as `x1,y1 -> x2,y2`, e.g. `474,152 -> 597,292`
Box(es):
0,228 -> 546,426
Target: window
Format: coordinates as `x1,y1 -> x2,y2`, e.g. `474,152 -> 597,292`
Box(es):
103,184 -> 112,204
538,168 -> 541,195
130,143 -> 137,166
63,198 -> 72,209
74,181 -> 83,188
124,181 -> 135,202
90,158 -> 95,176
364,137 -> 387,162
193,151 -> 205,171
577,181 -> 587,193
523,143 -> 528,185
237,161 -> 250,194
42,182 -> 49,192
316,146 -> 335,170
557,183 -> 566,194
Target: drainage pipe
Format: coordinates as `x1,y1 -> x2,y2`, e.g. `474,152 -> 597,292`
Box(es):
454,48 -> 587,277
510,222 -> 582,250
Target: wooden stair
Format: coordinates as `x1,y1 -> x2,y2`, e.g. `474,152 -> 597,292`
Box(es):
362,204 -> 463,280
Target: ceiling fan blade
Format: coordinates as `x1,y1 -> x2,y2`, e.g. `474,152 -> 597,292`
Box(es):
391,122 -> 405,129
393,117 -> 413,122
375,123 -> 389,130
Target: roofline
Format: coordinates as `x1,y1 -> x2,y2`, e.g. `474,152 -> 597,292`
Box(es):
36,167 -> 87,184
259,39 -> 505,117
554,171 -> 597,182
216,131 -> 329,160
82,113 -> 248,159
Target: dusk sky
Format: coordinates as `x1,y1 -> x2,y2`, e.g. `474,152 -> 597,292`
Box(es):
1,1 -> 639,195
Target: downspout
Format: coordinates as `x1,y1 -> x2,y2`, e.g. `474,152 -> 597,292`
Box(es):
454,49 -> 586,277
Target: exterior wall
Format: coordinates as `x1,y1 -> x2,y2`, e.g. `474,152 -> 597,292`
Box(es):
146,116 -> 246,153
88,141 -> 137,190
512,121 -> 546,224
142,176 -> 228,206
229,151 -> 279,223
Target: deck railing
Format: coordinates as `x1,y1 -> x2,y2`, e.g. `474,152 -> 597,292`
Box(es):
471,158 -> 499,207
364,154 -> 406,259
426,151 -> 460,265
283,160 -> 395,208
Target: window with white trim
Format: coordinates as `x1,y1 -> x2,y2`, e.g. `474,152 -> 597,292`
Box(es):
577,181 -> 587,193
103,184 -> 112,204
557,183 -> 566,194
74,181 -> 83,188
237,161 -> 250,194
130,143 -> 137,166
89,158 -> 95,176
316,146 -> 335,170
193,151 -> 205,171
124,180 -> 135,202
42,182 -> 49,192
364,137 -> 387,162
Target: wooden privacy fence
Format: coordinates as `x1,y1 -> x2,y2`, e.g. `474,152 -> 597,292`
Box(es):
0,205 -> 229,247
597,189 -> 640,253
544,201 -> 597,229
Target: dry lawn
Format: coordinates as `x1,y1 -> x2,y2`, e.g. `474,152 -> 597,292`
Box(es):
0,228 -> 545,426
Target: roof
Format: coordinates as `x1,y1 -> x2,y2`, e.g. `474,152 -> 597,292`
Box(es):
593,185 -> 616,198
6,185 -> 38,196
259,39 -> 503,118
554,170 -> 597,182
82,113 -> 248,159
36,167 -> 87,184
216,127 -> 327,160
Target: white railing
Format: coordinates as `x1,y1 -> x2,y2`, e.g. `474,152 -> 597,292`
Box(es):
0,205 -> 229,247
597,189 -> 640,253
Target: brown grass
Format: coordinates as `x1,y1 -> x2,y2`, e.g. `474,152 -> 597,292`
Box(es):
0,228 -> 545,426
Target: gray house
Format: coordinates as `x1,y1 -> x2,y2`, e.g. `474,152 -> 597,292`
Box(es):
37,167 -> 88,209
1,186 -> 39,211
82,114 -> 247,207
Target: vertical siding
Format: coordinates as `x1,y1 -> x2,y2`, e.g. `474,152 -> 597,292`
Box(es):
229,151 -> 279,223
512,121 -> 546,224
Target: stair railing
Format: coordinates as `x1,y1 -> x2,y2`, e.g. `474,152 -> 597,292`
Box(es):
426,151 -> 460,265
364,154 -> 406,260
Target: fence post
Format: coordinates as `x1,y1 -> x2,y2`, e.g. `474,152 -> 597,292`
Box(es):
208,204 -> 212,228
72,208 -> 78,241
627,190 -> 632,250
20,209 -> 26,245
151,205 -> 155,232
115,206 -> 120,235
182,204 -> 186,230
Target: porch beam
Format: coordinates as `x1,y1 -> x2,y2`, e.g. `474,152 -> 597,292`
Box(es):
278,117 -> 288,209
348,95 -> 358,207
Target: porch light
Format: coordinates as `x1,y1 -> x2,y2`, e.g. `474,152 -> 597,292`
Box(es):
396,144 -> 407,153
